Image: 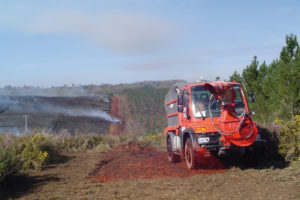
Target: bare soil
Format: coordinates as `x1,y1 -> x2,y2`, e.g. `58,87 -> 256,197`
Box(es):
90,142 -> 226,182
1,144 -> 300,200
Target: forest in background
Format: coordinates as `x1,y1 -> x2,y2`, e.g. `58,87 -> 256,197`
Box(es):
229,34 -> 300,122
122,88 -> 169,135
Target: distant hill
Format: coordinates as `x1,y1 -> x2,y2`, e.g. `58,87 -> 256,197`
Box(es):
0,80 -> 183,97
99,80 -> 183,94
0,80 -> 183,135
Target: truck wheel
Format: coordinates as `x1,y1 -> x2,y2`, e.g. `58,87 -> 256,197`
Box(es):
185,137 -> 197,170
167,136 -> 180,163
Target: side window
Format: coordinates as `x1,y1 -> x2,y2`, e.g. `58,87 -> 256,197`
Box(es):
233,86 -> 242,101
233,85 -> 245,115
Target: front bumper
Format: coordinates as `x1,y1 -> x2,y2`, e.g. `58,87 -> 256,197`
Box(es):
193,132 -> 221,151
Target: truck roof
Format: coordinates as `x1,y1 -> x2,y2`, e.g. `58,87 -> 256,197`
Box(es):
165,81 -> 241,106
183,80 -> 239,87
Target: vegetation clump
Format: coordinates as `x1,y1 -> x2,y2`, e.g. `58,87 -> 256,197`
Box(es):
20,133 -> 48,170
276,115 -> 300,161
0,134 -> 23,182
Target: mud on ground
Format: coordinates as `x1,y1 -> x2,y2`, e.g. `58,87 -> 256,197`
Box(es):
1,143 -> 300,200
90,142 -> 226,182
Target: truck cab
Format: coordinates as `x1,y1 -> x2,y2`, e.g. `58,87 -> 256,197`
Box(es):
165,81 -> 258,169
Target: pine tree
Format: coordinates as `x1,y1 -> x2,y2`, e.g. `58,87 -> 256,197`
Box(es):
242,56 -> 259,93
229,70 -> 243,83
276,34 -> 300,120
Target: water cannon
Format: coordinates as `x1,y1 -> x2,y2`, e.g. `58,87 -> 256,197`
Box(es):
204,81 -> 235,106
204,81 -> 246,136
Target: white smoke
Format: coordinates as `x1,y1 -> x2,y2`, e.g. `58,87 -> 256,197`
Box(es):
0,96 -> 120,123
62,108 -> 120,123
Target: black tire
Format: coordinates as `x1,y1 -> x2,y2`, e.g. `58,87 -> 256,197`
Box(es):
185,137 -> 197,170
167,136 -> 180,163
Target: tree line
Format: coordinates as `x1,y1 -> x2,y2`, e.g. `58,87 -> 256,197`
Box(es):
230,34 -> 300,122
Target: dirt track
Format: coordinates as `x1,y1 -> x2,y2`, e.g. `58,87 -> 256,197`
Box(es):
2,144 -> 299,200
90,142 -> 226,182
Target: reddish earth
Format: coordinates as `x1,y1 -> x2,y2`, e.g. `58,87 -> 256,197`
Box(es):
90,142 -> 226,182
106,96 -> 226,182
109,96 -> 125,135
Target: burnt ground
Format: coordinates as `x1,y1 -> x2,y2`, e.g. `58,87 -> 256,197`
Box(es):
2,144 -> 300,200
0,95 -> 113,134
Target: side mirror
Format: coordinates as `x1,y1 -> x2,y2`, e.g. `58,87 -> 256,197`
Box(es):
248,92 -> 255,102
178,95 -> 183,105
178,95 -> 183,112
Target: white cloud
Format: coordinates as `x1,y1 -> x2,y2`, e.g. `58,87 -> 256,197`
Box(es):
123,56 -> 201,71
22,10 -> 178,54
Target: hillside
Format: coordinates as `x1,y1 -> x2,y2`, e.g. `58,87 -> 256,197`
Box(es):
122,87 -> 169,135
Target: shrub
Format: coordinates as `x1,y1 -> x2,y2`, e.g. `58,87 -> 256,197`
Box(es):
20,134 -> 48,170
0,134 -> 23,181
276,115 -> 300,161
139,133 -> 165,150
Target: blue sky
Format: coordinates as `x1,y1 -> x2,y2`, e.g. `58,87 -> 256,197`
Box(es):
0,0 -> 299,87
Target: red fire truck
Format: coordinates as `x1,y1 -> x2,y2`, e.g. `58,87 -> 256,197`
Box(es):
165,81 -> 259,169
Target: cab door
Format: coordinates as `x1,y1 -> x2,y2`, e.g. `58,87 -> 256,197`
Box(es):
182,89 -> 191,122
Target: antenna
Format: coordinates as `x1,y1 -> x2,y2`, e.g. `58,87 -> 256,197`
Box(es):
196,76 -> 204,83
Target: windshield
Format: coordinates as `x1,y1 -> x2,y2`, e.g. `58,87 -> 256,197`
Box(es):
191,85 -> 245,118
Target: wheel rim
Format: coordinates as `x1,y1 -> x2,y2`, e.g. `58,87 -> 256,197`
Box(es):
185,141 -> 193,168
186,147 -> 192,164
